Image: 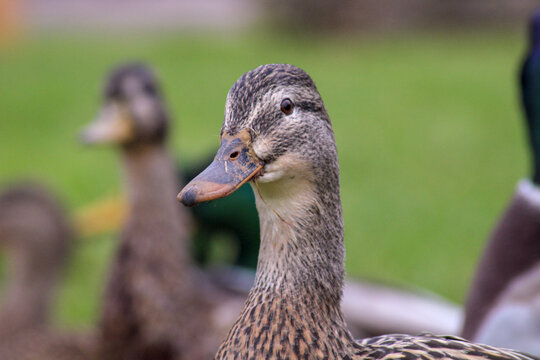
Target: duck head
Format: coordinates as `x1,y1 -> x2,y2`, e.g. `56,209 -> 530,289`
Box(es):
80,63 -> 168,147
178,64 -> 338,210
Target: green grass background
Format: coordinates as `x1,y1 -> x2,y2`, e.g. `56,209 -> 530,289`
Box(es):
0,29 -> 529,328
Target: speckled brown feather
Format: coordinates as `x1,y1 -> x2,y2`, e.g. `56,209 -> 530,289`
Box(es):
355,334 -> 536,360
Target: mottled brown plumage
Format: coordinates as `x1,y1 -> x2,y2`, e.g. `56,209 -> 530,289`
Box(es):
82,63 -> 245,360
0,184 -> 95,359
179,64 -> 538,360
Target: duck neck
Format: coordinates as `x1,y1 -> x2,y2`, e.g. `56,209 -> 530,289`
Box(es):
216,159 -> 356,358
252,177 -> 345,309
121,142 -> 190,263
123,142 -> 178,214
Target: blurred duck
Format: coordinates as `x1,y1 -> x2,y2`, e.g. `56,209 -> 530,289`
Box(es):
461,11 -> 540,355
0,184 -> 94,359
80,63 -> 246,359
178,63 -> 532,359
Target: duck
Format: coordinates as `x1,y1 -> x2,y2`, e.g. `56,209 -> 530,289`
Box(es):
0,183 -> 95,359
461,10 -> 540,355
80,63 -> 248,359
178,63 -> 536,359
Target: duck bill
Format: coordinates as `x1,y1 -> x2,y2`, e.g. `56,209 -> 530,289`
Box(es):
178,131 -> 263,207
79,103 -> 134,145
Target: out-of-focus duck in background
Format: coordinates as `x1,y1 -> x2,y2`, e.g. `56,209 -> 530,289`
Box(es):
461,9 -> 540,356
0,184 -> 95,359
80,63 -> 248,359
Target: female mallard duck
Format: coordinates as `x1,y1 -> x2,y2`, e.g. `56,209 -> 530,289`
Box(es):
81,63 -> 248,359
0,184 -> 94,359
461,11 -> 540,354
178,64 -> 537,359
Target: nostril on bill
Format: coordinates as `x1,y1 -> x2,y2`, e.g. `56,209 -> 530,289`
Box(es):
229,151 -> 239,160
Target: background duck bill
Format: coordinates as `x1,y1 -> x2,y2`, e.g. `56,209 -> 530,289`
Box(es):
79,104 -> 134,145
177,158 -> 262,207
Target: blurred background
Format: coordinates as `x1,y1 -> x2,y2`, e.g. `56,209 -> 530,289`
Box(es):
0,0 -> 538,329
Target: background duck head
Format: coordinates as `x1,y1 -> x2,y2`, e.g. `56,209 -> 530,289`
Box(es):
80,63 -> 168,148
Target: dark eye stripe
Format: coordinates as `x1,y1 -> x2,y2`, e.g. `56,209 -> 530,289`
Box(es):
297,101 -> 322,113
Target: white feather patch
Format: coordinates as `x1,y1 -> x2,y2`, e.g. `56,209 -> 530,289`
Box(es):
517,179 -> 540,209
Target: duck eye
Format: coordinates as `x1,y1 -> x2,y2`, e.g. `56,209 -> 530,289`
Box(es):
229,151 -> 239,160
280,98 -> 294,115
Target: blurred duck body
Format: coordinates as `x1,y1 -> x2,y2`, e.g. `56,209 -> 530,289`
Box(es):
178,63 -> 534,360
0,184 -> 94,359
461,11 -> 540,355
81,63 -> 247,359
462,180 -> 540,354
